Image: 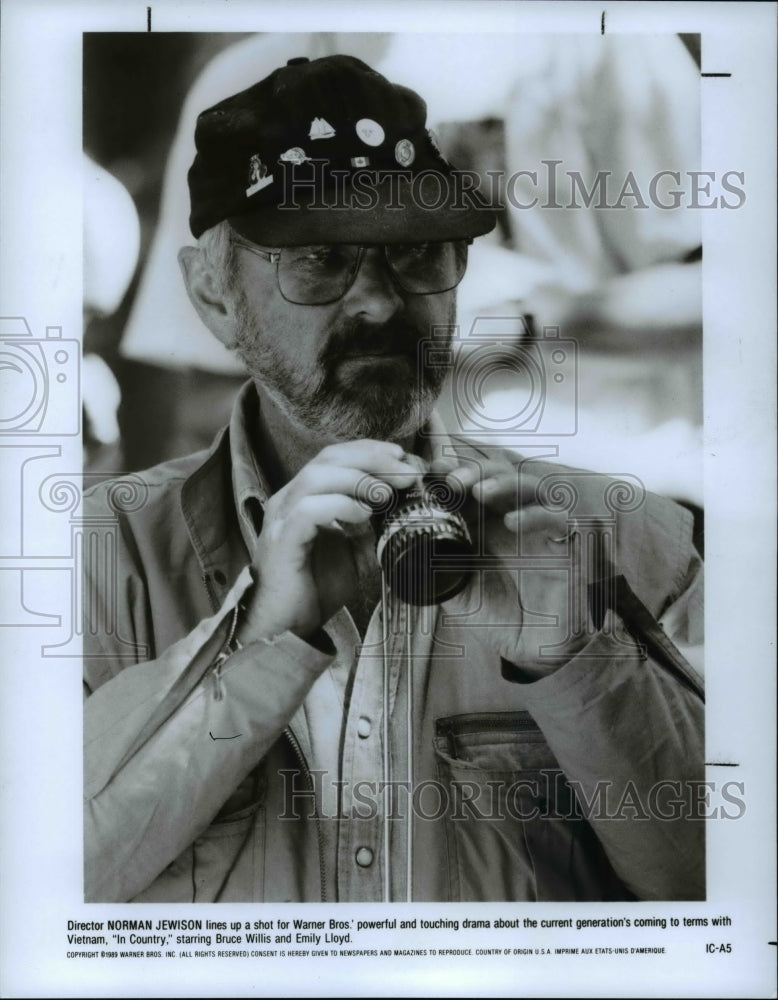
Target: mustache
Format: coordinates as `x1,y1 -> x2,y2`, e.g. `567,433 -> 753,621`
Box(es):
319,314 -> 430,366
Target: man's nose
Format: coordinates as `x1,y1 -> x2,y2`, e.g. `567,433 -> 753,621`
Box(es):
341,247 -> 404,322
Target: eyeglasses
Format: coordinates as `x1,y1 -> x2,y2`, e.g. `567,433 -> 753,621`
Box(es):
229,233 -> 471,305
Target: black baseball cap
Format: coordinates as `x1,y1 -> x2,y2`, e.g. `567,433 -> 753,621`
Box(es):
187,55 -> 496,245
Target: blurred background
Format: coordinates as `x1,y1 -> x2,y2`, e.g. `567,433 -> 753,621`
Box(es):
83,31 -> 703,549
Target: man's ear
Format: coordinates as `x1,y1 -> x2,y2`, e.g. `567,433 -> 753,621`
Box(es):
178,246 -> 237,348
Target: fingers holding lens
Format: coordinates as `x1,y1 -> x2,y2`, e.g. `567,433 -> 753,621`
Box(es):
435,459 -> 541,515
278,441 -> 421,512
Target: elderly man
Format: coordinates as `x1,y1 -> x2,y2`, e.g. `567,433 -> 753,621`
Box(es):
83,55 -> 704,903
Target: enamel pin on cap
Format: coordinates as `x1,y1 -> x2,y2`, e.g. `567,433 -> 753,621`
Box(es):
309,117 -> 336,140
355,118 -> 385,146
245,154 -> 274,197
279,147 -> 309,165
394,138 -> 415,167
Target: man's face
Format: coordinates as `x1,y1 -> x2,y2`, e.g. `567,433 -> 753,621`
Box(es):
227,242 -> 456,442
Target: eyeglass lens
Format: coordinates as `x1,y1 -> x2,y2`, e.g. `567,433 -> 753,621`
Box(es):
277,241 -> 469,304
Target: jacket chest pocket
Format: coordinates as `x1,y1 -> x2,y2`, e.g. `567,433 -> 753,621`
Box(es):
433,711 -> 629,903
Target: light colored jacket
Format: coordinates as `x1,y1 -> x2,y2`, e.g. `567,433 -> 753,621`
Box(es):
83,387 -> 704,903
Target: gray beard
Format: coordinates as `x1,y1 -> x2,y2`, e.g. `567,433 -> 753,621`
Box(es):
247,369 -> 433,441
231,294 -> 453,442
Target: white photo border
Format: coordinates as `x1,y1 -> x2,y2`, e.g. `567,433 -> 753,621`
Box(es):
0,1 -> 775,997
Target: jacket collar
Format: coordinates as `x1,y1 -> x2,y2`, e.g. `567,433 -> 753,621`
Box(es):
178,384 -> 257,605
228,382 -> 274,555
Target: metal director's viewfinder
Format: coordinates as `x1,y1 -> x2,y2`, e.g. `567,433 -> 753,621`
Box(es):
372,473 -> 473,606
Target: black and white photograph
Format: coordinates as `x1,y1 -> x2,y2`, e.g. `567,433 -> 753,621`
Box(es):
0,1 -> 775,997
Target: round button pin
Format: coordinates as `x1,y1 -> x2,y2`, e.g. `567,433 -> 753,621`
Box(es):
355,118 -> 385,147
394,139 -> 415,166
357,717 -> 372,739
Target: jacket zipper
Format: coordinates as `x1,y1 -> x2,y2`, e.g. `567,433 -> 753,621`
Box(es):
286,726 -> 328,903
202,571 -> 220,612
436,711 -> 541,759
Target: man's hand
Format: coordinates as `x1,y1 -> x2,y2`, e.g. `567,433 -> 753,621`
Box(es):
242,440 -> 419,644
432,456 -> 596,678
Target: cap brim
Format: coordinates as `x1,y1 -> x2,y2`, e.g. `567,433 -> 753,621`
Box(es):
229,172 -> 496,247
